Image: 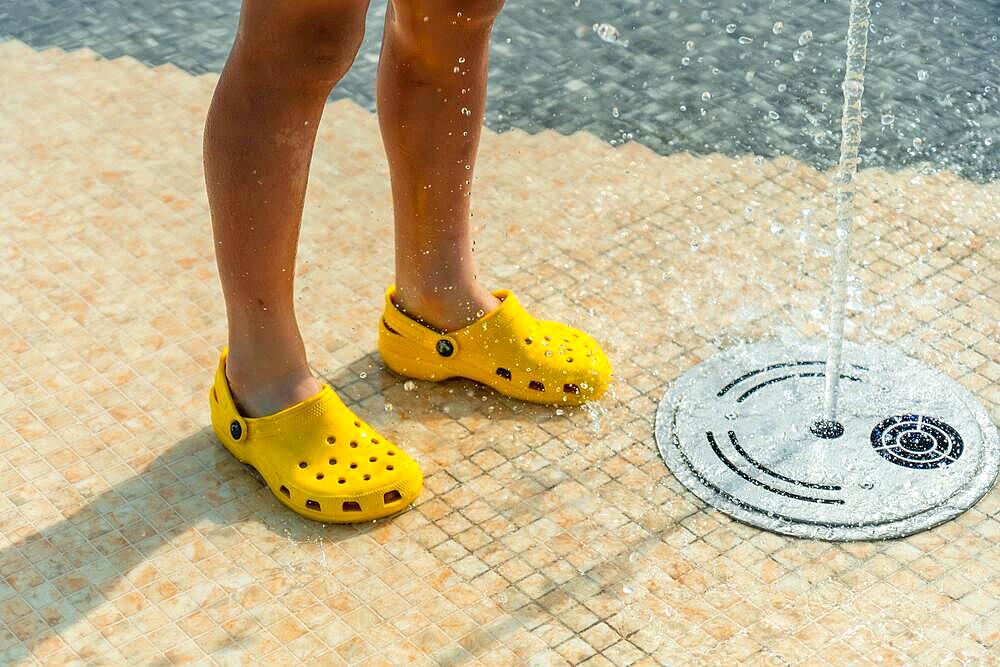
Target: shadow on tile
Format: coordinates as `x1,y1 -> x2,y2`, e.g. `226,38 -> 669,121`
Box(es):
0,427 -> 419,659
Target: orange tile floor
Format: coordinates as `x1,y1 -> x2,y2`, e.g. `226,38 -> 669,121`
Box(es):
1,40 -> 999,665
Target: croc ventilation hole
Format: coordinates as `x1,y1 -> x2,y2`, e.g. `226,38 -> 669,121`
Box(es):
305,499 -> 321,511
299,461 -> 308,469
563,383 -> 580,394
212,388 -> 218,402
382,318 -> 401,335
279,485 -> 290,498
384,490 -> 402,504
496,367 -> 512,380
327,435 -> 336,444
342,501 -> 361,512
528,380 -> 545,392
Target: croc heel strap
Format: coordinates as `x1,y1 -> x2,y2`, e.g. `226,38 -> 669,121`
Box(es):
378,285 -> 612,405
209,346 -> 422,523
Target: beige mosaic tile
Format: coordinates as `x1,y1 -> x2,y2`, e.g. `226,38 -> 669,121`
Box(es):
1,39 -> 999,665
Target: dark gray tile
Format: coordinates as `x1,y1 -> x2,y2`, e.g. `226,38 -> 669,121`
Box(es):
1,0 -> 996,180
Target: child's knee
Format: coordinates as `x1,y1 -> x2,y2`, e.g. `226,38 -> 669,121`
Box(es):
390,0 -> 505,33
386,0 -> 504,75
235,0 -> 371,84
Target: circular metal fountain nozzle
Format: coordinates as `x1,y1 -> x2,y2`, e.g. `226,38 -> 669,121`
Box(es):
654,339 -> 999,541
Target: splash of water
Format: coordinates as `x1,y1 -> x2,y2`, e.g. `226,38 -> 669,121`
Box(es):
822,0 -> 871,422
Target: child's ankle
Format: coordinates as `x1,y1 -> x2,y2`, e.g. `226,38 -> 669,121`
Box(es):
393,283 -> 500,333
225,351 -> 321,418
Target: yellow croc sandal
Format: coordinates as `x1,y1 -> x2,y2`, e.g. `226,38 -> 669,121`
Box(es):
378,285 -> 612,405
209,346 -> 422,523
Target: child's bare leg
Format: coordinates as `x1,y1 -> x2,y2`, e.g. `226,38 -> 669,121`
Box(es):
378,0 -> 505,332
205,0 -> 369,417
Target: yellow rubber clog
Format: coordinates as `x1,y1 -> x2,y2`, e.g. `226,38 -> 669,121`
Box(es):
209,346 -> 422,523
378,286 -> 612,405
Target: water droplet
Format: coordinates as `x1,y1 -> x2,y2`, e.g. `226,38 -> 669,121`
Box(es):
798,30 -> 813,46
593,23 -> 620,44
460,107 -> 471,116
403,380 -> 416,391
793,49 -> 805,62
881,113 -> 895,126
685,40 -> 695,51
772,21 -> 784,34
770,223 -> 784,235
738,36 -> 753,45
725,24 -> 737,34
916,69 -> 928,81
458,56 -> 466,63
359,371 -> 367,379
611,106 -> 620,118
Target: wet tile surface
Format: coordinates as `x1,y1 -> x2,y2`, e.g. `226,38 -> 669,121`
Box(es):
1,42 -> 1000,665
1,1 -> 997,180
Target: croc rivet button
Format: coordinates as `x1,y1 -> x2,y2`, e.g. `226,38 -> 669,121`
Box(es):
230,419 -> 243,441
436,339 -> 454,357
